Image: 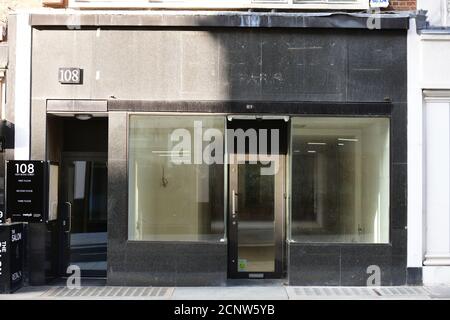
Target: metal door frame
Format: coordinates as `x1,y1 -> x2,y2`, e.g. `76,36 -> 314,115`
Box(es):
227,121 -> 287,279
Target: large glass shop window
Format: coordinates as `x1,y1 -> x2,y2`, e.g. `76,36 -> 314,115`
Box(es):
291,117 -> 390,243
128,116 -> 225,241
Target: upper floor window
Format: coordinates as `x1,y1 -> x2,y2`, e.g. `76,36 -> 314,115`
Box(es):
417,0 -> 450,27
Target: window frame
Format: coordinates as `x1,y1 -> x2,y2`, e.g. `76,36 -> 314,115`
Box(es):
287,115 -> 392,245
126,113 -> 228,243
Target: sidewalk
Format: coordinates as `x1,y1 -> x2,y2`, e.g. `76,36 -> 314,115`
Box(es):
1,283 -> 450,300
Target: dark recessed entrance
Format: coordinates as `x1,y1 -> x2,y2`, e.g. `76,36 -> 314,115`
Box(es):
47,116 -> 108,278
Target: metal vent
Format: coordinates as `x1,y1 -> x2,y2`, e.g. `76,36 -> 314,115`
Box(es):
41,286 -> 174,299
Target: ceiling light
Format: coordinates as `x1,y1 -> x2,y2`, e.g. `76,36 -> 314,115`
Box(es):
75,114 -> 93,121
338,138 -> 358,142
307,142 -> 327,145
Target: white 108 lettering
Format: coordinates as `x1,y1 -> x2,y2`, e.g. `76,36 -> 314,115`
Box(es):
59,68 -> 80,83
15,163 -> 34,175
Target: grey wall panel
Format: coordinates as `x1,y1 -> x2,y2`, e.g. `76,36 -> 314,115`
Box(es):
347,30 -> 407,103
30,98 -> 47,160
29,12 -> 410,30
288,243 -> 394,286
32,29 -> 97,100
107,112 -> 128,284
106,111 -> 228,286
46,100 -> 107,112
109,242 -> 227,286
31,28 -> 407,104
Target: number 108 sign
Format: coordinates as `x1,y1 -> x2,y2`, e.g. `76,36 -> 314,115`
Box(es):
58,67 -> 83,84
5,161 -> 47,223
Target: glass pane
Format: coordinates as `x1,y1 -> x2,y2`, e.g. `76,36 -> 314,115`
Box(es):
89,162 -> 108,221
66,159 -> 107,272
291,117 -> 390,243
128,116 -> 225,241
237,162 -> 275,273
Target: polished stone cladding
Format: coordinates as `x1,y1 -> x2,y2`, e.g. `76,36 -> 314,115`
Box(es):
28,12 -> 408,286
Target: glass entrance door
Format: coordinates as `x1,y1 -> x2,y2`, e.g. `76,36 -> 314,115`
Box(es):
60,153 -> 108,277
227,120 -> 287,279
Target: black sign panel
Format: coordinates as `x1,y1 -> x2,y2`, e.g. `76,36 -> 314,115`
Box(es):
0,223 -> 24,294
6,161 -> 46,223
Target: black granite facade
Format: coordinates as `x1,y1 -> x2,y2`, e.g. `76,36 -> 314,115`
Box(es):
104,27 -> 407,286
25,13 -> 409,286
106,112 -> 228,286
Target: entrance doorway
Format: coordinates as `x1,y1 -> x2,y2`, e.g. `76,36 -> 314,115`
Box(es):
227,119 -> 287,279
47,115 -> 108,278
60,153 -> 107,277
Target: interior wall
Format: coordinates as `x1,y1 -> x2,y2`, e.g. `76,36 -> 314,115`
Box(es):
46,116 -> 108,159
132,159 -> 201,239
290,118 -> 389,243
361,120 -> 390,243
128,116 -> 223,241
46,115 -> 63,162
337,141 -> 357,241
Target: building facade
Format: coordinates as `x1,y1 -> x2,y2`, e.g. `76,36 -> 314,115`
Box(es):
407,0 -> 450,285
2,0 -> 420,286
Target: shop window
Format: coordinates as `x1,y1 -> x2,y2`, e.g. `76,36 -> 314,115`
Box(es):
128,116 -> 225,241
290,117 -> 390,243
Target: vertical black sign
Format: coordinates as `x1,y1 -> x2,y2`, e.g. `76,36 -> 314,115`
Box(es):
6,161 -> 46,223
0,225 -> 8,293
0,223 -> 24,293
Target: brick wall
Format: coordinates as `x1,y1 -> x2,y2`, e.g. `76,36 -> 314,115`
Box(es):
388,0 -> 417,11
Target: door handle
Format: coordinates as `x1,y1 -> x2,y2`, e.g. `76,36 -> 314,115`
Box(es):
232,190 -> 238,217
65,201 -> 72,233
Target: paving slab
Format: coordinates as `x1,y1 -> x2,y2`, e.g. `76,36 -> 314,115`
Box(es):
0,286 -> 52,300
1,285 -> 450,300
424,285 -> 450,299
171,287 -> 289,300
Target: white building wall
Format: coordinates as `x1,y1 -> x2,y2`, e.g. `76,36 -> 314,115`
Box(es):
408,7 -> 450,283
407,17 -> 425,271
422,93 -> 450,284
417,0 -> 448,27
13,13 -> 32,160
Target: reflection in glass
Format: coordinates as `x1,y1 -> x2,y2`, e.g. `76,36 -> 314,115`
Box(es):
237,162 -> 275,272
65,159 -> 108,272
291,117 -> 390,243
